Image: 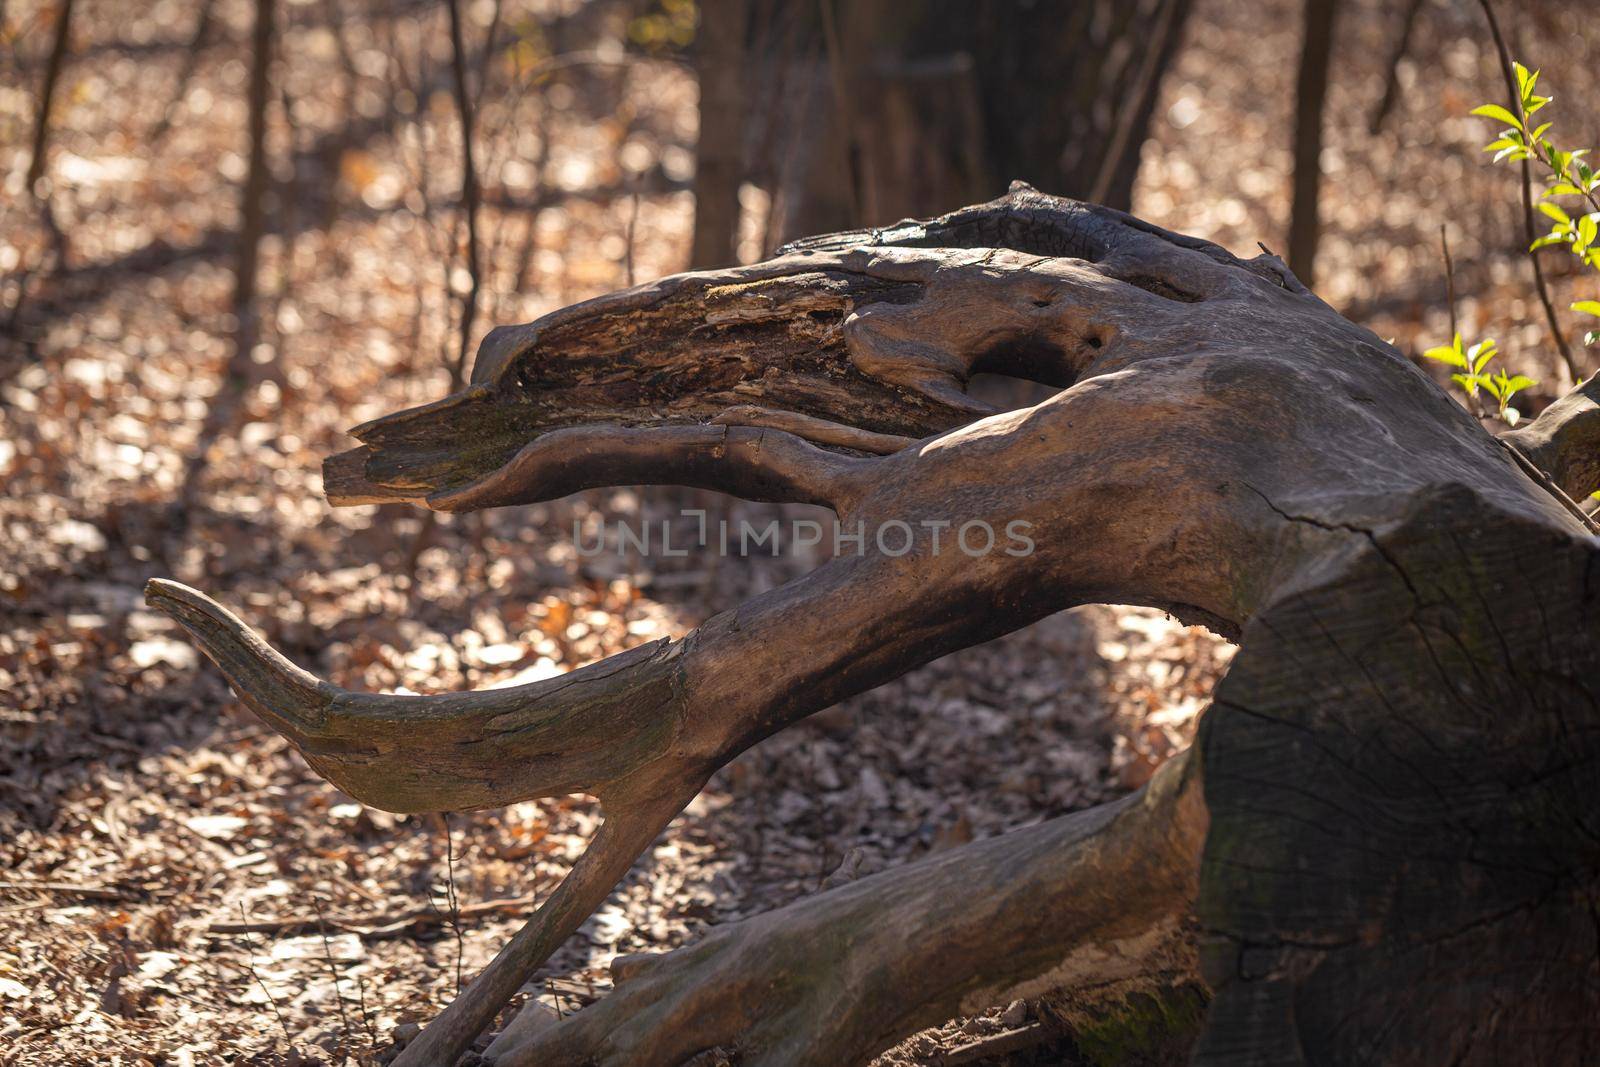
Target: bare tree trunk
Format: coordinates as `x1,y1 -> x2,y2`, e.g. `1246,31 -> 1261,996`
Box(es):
1288,0 -> 1339,285
151,0 -> 217,143
1090,0 -> 1194,206
776,0 -> 1194,239
24,0 -> 75,195
4,0 -> 75,333
1367,0 -> 1425,134
445,0 -> 482,388
233,0 -> 276,380
153,185 -> 1600,1065
689,0 -> 749,269
181,0 -> 276,508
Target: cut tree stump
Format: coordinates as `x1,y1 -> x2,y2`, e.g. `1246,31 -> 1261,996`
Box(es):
149,184 -> 1600,1066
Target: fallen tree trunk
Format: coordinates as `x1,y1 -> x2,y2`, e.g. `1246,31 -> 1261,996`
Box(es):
150,184 -> 1600,1065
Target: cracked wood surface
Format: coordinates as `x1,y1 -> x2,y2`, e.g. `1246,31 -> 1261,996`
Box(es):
1197,486 -> 1600,1065
148,183 -> 1600,1065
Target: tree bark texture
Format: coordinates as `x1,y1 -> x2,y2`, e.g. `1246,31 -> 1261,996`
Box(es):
151,184 -> 1600,1066
1287,0 -> 1338,285
689,0 -> 749,269
756,0 -> 1194,241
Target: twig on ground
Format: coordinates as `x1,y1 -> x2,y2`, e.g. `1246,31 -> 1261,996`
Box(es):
443,811 -> 465,995
205,892 -> 546,940
539,978 -> 565,1021
1496,437 -> 1600,534
314,895 -> 356,1065
0,880 -> 133,901
237,903 -> 294,1048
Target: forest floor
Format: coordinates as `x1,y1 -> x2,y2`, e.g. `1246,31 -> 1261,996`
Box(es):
1,0 -> 1596,1064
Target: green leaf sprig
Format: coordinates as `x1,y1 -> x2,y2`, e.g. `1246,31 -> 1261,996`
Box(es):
1474,62 -> 1600,346
1423,333 -> 1536,425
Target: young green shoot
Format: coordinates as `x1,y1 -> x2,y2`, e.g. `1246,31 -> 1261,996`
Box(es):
1423,333 -> 1535,424
1474,62 -> 1600,346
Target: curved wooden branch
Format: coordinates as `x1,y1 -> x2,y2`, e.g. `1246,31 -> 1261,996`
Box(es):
428,423 -> 873,513
489,748 -> 1207,1067
145,578 -> 687,814
398,790 -> 696,1067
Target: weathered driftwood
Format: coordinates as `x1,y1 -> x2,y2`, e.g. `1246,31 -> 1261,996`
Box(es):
149,184 -> 1600,1066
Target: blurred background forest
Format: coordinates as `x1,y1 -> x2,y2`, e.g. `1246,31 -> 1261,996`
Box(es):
1,0 -> 1596,1063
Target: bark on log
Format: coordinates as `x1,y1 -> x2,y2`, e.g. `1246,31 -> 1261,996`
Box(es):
150,183 -> 1600,1065
1501,373 -> 1600,500
1194,484 -> 1600,1066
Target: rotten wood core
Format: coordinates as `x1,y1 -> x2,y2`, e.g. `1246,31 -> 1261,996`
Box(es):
150,184 -> 1600,1066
